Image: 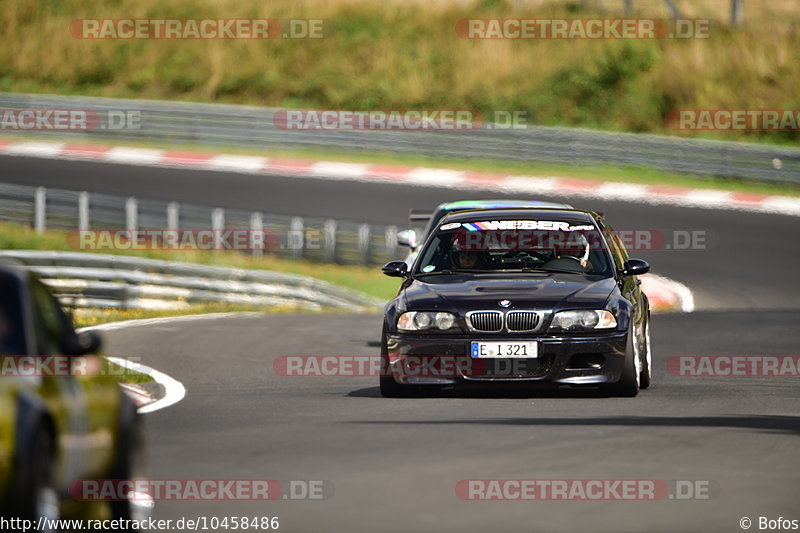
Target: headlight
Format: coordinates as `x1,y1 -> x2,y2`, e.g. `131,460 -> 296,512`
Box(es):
397,311 -> 456,331
549,310 -> 617,331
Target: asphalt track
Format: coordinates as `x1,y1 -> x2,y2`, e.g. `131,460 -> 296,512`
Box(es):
1,154 -> 799,310
103,311 -> 800,533
2,154 -> 800,532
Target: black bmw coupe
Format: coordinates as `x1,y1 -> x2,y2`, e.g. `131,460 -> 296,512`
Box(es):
380,208 -> 652,397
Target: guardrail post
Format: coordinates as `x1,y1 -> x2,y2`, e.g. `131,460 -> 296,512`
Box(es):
385,225 -> 398,261
125,197 -> 138,232
663,0 -> 682,19
323,219 -> 337,263
211,208 -> 225,250
358,224 -> 371,265
78,192 -> 90,231
289,217 -> 304,259
167,202 -> 180,231
731,0 -> 743,26
34,187 -> 46,234
250,212 -> 264,258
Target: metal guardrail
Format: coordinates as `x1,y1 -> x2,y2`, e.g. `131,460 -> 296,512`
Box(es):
0,250 -> 384,311
0,182 -> 400,267
1,92 -> 799,184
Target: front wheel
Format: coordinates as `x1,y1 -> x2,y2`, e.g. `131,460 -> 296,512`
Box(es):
379,329 -> 414,397
606,329 -> 640,397
379,375 -> 414,397
639,318 -> 652,390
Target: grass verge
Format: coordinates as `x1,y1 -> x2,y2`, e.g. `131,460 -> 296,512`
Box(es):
3,0 -> 800,144
72,303 -> 298,329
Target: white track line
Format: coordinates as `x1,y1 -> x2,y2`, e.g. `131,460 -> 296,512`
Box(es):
106,356 -> 185,414
79,311 -> 264,332
78,312 -> 264,413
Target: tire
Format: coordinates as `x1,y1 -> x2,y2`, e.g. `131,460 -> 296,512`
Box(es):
379,327 -> 414,398
606,328 -> 640,397
110,397 -> 149,530
15,425 -> 59,533
378,324 -> 446,398
380,375 -> 413,397
639,318 -> 652,390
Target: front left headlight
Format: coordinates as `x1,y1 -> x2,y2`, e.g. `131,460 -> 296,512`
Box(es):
549,310 -> 617,331
397,311 -> 456,332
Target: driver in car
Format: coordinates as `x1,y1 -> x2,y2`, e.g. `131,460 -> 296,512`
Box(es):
543,233 -> 594,272
455,250 -> 481,268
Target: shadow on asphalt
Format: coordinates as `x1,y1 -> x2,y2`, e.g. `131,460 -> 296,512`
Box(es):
348,385 -> 617,399
347,413 -> 800,435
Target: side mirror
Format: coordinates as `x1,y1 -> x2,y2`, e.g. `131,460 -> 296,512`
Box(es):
64,330 -> 103,356
396,229 -> 418,249
381,261 -> 409,278
621,258 -> 650,277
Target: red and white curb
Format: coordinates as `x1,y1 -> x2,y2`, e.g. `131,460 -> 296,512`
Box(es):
4,141 -> 703,310
118,383 -> 153,408
2,140 -> 799,217
105,355 -> 185,414
640,274 -> 694,313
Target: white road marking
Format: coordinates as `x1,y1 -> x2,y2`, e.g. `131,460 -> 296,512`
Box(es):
310,161 -> 370,179
78,311 -> 264,332
78,312 -> 263,413
206,154 -> 268,173
406,168 -> 466,186
5,141 -> 65,157
103,147 -> 165,164
106,356 -> 185,414
595,182 -> 650,200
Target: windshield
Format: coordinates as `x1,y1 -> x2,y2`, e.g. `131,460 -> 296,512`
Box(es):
414,218 -> 614,277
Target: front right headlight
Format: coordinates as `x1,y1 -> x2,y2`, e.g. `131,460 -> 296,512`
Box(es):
397,311 -> 456,332
549,310 -> 617,331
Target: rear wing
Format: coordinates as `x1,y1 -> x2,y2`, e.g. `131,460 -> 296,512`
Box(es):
408,209 -> 433,228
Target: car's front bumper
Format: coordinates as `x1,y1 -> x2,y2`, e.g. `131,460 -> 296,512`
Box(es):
385,331 -> 628,386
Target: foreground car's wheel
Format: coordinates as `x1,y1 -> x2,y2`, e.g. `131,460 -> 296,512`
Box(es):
15,425 -> 59,532
639,318 -> 652,390
111,396 -> 150,530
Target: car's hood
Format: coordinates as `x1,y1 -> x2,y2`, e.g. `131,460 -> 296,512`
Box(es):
402,273 -> 616,312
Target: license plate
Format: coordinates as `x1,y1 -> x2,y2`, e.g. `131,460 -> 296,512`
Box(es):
470,341 -> 538,359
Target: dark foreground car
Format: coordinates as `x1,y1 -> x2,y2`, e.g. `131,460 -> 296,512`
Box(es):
380,208 -> 652,397
0,260 -> 147,530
